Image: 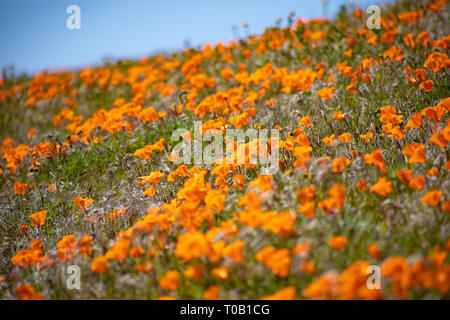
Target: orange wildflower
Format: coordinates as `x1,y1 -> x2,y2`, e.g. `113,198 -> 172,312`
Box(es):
211,266 -> 229,280
332,111 -> 345,121
139,171 -> 165,185
15,284 -> 44,300
14,181 -> 27,195
262,211 -> 296,237
337,133 -> 351,143
363,149 -> 386,174
328,236 -> 348,251
419,80 -> 433,92
184,264 -> 203,280
296,186 -> 316,205
299,201 -> 315,219
332,157 -> 351,173
143,186 -> 156,197
203,285 -> 220,300
396,169 -> 413,186
255,246 -> 291,277
421,190 -> 442,206
379,106 -> 403,125
408,175 -> 425,190
370,177 -> 392,196
405,112 -> 423,129
27,127 -> 36,139
248,174 -> 273,192
424,52 -> 448,73
346,83 -> 356,93
300,260 -> 316,275
73,196 -> 94,212
91,256 -> 107,274
356,179 -> 367,191
441,200 -> 450,212
223,240 -> 245,263
29,210 -> 47,227
317,87 -> 335,100
383,45 -> 403,61
175,231 -> 211,261
159,270 -> 179,291
402,143 -> 426,163
322,134 -> 335,146
298,115 -> 311,127
260,286 -> 296,300
367,243 -> 381,259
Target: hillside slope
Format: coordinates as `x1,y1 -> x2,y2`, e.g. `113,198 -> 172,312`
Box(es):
0,0 -> 449,299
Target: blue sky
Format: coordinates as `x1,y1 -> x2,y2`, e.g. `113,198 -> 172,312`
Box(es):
0,0 -> 385,74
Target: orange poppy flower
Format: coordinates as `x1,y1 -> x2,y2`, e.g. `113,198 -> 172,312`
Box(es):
408,175 -> 425,190
159,270 -> 179,291
91,256 -> 107,274
424,52 -> 448,73
223,240 -> 244,263
328,236 -> 348,251
346,83 -> 356,93
143,187 -> 156,197
255,246 -> 291,277
356,179 -> 367,191
203,285 -> 220,300
184,264 -> 203,280
175,231 -> 211,261
419,80 -> 433,92
402,143 -> 426,163
293,240 -> 312,257
73,196 -> 94,212
367,243 -> 381,259
300,260 -> 316,275
298,201 -> 315,219
332,111 -> 345,121
396,169 -> 413,185
337,133 -> 351,143
421,189 -> 442,206
405,112 -> 423,129
370,177 -> 392,196
441,200 -> 450,212
27,127 -> 36,139
29,210 -> 47,227
363,149 -> 387,174
211,266 -> 229,280
379,106 -> 403,125
248,174 -> 273,192
429,131 -> 448,149
260,286 -> 296,300
317,87 -> 335,100
383,45 -> 403,61
139,171 -> 165,185
14,181 -> 27,195
322,134 -> 335,146
332,157 -> 351,173
15,284 -> 44,300
427,167 -> 438,176
298,115 -> 311,127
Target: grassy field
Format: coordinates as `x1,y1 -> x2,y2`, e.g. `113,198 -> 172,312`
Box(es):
0,0 -> 449,300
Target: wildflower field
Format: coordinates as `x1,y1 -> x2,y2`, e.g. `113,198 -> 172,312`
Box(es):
1,0 -> 450,300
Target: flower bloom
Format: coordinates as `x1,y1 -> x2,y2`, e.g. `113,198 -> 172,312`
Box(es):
29,210 -> 47,227
328,236 -> 348,251
421,190 -> 442,206
159,270 -> 179,291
